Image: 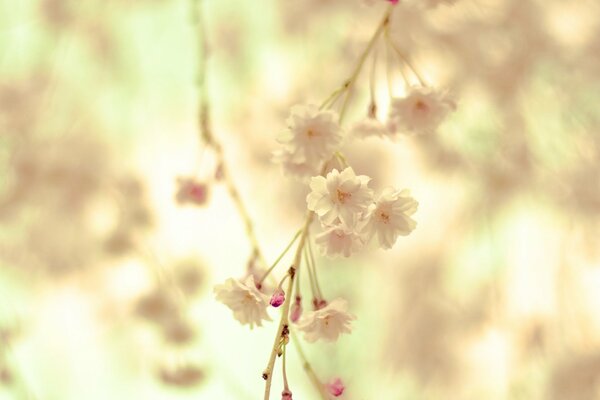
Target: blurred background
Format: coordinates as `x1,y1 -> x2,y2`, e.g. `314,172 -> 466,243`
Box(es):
1,0 -> 600,399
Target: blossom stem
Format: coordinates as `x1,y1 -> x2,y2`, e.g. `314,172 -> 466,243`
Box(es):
282,345 -> 290,391
306,234 -> 324,300
319,86 -> 346,110
384,31 -> 410,88
334,151 -> 349,169
369,42 -> 378,108
338,5 -> 394,124
303,244 -> 319,298
263,212 -> 315,400
258,229 -> 302,285
383,25 -> 426,87
290,333 -> 330,400
294,254 -> 302,297
191,0 -> 270,272
384,35 -> 395,96
277,273 -> 291,291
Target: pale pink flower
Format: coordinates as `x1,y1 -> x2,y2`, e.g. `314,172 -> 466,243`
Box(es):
306,167 -> 373,226
350,117 -> 394,139
272,148 -> 320,180
422,0 -> 457,8
326,378 -> 345,397
275,104 -> 343,177
363,188 -> 418,249
175,177 -> 208,206
297,298 -> 356,342
389,87 -> 455,135
214,276 -> 271,328
315,224 -> 364,258
281,389 -> 293,400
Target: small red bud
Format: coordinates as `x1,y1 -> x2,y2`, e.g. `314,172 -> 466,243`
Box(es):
290,296 -> 302,323
270,289 -> 285,308
326,378 -> 345,397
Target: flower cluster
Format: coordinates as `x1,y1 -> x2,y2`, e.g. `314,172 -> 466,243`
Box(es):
214,276 -> 271,329
213,277 -> 358,344
273,105 -> 343,179
296,298 -> 356,342
352,86 -> 456,139
212,3 -> 459,399
308,166 -> 418,257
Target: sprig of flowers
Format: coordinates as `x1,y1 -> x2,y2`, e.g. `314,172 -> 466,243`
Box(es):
211,2 -> 458,399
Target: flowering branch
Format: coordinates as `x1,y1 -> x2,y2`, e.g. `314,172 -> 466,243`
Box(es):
213,1 -> 458,399
338,5 -> 394,123
290,333 -> 331,400
190,1 -> 343,397
191,0 -> 268,269
262,211 -> 315,400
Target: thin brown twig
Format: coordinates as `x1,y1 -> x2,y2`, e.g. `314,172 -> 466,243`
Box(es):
191,0 -> 269,270
290,333 -> 331,400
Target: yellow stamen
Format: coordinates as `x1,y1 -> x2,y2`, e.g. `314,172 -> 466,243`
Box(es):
336,189 -> 351,203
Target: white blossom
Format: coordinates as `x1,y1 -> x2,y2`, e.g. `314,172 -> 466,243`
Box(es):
315,224 -> 364,258
272,148 -> 320,180
422,0 -> 457,8
306,167 -> 373,227
275,104 -> 343,178
350,117 -> 395,139
389,86 -> 455,135
363,187 -> 418,249
297,298 -> 356,342
214,276 -> 271,328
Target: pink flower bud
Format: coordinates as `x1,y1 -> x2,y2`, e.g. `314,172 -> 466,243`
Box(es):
313,298 -> 328,310
290,296 -> 302,323
281,389 -> 293,400
388,0 -> 399,4
270,289 -> 285,308
175,177 -> 209,206
326,378 -> 345,397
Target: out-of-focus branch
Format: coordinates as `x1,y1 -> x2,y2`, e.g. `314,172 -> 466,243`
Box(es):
190,0 -> 268,269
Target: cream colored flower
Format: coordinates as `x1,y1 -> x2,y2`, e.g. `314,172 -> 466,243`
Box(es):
297,298 -> 356,342
350,117 -> 395,139
214,276 -> 271,328
422,0 -> 457,8
315,224 -> 364,258
363,188 -> 418,249
306,167 -> 373,226
272,148 -> 320,180
389,87 -> 455,135
275,104 -> 343,178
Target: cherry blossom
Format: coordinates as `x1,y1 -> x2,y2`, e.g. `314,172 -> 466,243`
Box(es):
315,224 -> 364,258
306,167 -> 373,227
422,0 -> 457,8
296,298 -> 356,342
214,276 -> 271,328
363,188 -> 418,249
350,117 -> 395,139
275,104 -> 343,178
389,86 -> 455,135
